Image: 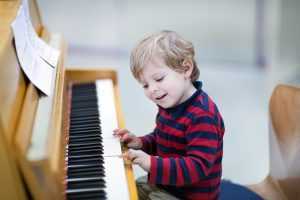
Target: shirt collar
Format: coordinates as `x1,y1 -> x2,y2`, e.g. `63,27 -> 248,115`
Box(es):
159,81 -> 203,119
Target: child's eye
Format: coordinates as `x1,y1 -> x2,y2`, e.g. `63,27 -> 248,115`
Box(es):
143,84 -> 149,89
156,77 -> 164,82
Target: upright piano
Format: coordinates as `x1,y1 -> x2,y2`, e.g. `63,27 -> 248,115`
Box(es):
0,0 -> 137,199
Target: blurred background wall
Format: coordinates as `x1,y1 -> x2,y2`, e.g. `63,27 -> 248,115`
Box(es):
38,0 -> 300,185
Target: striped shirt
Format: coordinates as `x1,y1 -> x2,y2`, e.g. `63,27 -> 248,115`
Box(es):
140,81 -> 225,200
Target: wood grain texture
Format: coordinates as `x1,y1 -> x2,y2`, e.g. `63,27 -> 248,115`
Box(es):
248,84 -> 300,200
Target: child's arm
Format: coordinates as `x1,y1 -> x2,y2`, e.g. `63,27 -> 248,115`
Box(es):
147,115 -> 223,187
138,132 -> 157,155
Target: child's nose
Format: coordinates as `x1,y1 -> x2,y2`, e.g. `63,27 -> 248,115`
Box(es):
149,84 -> 159,94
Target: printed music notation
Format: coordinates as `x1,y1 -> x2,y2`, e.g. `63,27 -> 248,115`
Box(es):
11,0 -> 60,96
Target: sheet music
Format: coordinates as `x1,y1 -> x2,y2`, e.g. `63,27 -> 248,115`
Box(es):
22,0 -> 60,67
10,3 -> 59,95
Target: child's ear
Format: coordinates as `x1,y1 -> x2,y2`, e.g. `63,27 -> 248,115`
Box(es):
182,58 -> 194,79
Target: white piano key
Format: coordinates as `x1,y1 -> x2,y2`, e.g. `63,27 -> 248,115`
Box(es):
104,156 -> 130,200
102,138 -> 122,157
96,79 -> 118,139
95,79 -> 130,200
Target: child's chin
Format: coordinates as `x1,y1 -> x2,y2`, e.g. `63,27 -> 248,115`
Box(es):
158,103 -> 173,109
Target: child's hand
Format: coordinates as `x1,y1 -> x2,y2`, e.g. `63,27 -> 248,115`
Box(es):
113,128 -> 142,149
124,149 -> 151,172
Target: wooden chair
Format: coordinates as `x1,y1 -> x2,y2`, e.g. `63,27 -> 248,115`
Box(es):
248,84 -> 300,200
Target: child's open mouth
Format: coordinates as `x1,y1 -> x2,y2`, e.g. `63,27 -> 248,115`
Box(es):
156,94 -> 167,100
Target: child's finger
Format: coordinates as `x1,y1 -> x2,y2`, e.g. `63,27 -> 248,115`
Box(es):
121,133 -> 133,142
122,152 -> 132,165
113,129 -> 128,137
114,128 -> 129,136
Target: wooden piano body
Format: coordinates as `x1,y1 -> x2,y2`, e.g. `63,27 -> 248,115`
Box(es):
0,0 -> 137,199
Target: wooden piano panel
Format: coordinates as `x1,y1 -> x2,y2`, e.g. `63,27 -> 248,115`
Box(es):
0,0 -> 43,144
0,0 -> 44,199
0,0 -> 26,145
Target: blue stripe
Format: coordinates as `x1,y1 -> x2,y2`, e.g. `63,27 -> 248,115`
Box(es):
202,92 -> 209,111
187,131 -> 218,141
191,158 -> 205,178
158,115 -> 187,131
157,143 -> 186,155
188,145 -> 218,155
184,111 -> 197,120
169,158 -> 177,185
193,116 -> 217,125
190,154 -> 212,169
156,158 -> 163,184
179,159 -> 191,184
221,118 -> 225,130
156,129 -> 186,144
215,155 -> 223,164
217,143 -> 223,151
202,171 -> 222,180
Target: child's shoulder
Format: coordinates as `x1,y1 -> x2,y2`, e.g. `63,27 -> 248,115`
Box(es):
189,90 -> 219,119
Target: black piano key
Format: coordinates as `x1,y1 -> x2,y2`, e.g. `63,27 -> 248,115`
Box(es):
67,177 -> 106,189
70,119 -> 100,126
68,159 -> 104,166
67,170 -> 105,179
67,143 -> 103,149
70,114 -> 99,120
69,137 -> 102,144
67,149 -> 103,157
72,96 -> 98,102
67,148 -> 103,155
69,131 -> 101,137
69,123 -> 101,130
66,82 -> 109,200
69,129 -> 101,135
69,134 -> 101,140
71,117 -> 99,122
67,164 -> 105,173
69,136 -> 102,142
71,112 -> 99,118
69,135 -> 102,144
68,141 -> 101,147
69,128 -> 101,134
67,163 -> 103,170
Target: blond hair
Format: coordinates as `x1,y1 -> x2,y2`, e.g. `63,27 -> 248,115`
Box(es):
130,30 -> 199,82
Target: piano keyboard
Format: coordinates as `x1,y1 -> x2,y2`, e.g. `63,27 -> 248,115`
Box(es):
65,80 -> 130,200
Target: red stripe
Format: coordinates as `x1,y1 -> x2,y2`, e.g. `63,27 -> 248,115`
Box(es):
149,156 -> 157,184
157,150 -> 182,157
196,176 -> 220,187
162,158 -> 170,185
156,135 -> 186,149
177,115 -> 192,125
188,123 -> 218,133
157,122 -> 184,137
175,159 -> 184,186
184,157 -> 199,183
159,110 -> 172,119
208,96 -> 215,113
188,138 -> 218,148
189,150 -> 216,163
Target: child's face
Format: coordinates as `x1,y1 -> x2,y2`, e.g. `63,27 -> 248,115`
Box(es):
139,56 -> 196,108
